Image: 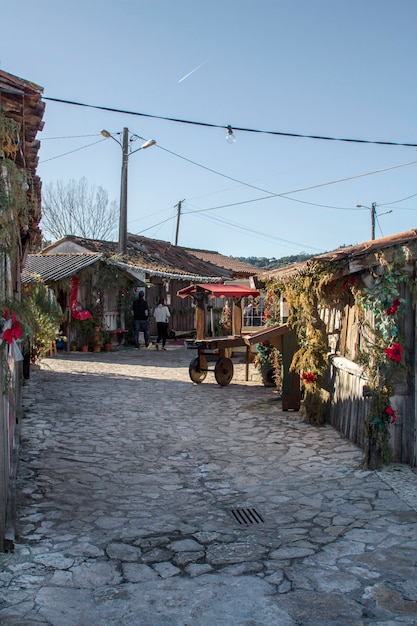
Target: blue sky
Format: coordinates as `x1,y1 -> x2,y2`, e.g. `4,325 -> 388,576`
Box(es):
2,0 -> 417,258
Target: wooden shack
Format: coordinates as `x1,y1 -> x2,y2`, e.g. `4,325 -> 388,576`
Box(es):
261,230 -> 417,467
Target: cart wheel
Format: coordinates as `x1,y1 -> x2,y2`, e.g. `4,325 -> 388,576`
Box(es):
189,355 -> 208,383
214,357 -> 234,386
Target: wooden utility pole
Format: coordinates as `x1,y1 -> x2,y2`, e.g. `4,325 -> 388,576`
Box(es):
101,127 -> 155,255
356,201 -> 380,241
119,127 -> 129,255
174,199 -> 185,246
371,202 -> 376,241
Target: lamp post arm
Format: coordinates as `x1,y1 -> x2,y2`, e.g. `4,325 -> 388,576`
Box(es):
101,130 -> 122,148
130,139 -> 156,156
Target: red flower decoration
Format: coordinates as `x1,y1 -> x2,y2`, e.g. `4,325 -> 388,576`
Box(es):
386,406 -> 397,424
384,343 -> 403,363
386,299 -> 401,316
2,310 -> 22,344
342,276 -> 358,291
302,372 -> 317,384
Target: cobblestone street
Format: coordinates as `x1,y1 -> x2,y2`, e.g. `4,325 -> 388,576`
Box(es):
1,345 -> 417,625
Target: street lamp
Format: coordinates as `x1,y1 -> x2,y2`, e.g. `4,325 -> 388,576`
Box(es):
101,128 -> 156,254
356,202 -> 392,241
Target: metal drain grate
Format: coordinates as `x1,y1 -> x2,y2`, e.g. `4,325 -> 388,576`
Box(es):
229,508 -> 265,525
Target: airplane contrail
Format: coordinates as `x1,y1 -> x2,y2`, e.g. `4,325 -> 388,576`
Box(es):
178,60 -> 209,83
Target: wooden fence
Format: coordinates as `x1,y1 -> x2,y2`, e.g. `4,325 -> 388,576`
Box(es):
327,355 -> 370,450
0,354 -> 22,551
327,354 -> 414,464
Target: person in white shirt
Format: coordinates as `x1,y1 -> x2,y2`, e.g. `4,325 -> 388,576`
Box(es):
153,298 -> 171,350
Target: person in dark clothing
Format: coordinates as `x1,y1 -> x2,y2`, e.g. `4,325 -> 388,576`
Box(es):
132,291 -> 150,349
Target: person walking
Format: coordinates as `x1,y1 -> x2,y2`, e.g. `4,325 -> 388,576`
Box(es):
153,297 -> 170,350
132,291 -> 150,349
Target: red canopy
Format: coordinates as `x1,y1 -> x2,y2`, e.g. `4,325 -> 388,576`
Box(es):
177,283 -> 259,299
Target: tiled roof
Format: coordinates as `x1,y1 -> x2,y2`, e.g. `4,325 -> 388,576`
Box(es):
184,247 -> 258,276
41,236 -> 225,281
22,253 -> 103,282
314,230 -> 417,263
127,235 -> 231,278
259,229 -> 417,281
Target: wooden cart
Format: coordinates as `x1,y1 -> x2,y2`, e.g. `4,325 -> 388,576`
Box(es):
188,324 -> 290,386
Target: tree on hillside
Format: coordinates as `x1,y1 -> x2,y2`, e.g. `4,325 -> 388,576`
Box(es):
41,177 -> 118,242
235,253 -> 315,270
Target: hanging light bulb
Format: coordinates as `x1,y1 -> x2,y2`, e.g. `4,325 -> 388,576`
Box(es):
226,125 -> 236,144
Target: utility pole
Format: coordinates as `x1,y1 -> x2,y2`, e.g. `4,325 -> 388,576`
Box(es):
119,127 -> 129,255
357,201 -> 392,240
356,202 -> 378,240
371,201 -> 376,241
174,199 -> 185,246
101,128 -> 156,256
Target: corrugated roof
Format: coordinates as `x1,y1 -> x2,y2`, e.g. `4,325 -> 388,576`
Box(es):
108,259 -> 222,282
21,253 -> 103,282
43,236 -> 156,268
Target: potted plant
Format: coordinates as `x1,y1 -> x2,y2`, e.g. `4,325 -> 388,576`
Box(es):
253,341 -> 282,390
102,329 -> 113,352
73,318 -> 95,352
90,316 -> 102,352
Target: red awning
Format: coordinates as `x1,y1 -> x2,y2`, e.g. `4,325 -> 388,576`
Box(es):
177,283 -> 259,299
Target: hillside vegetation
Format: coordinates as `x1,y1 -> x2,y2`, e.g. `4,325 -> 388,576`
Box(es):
235,253 -> 315,270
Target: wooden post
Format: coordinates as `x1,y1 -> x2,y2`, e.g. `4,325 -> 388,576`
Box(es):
282,330 -> 301,411
195,294 -> 206,340
245,345 -> 250,381
232,297 -> 243,336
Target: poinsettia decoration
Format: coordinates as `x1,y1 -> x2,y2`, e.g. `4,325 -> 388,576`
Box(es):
302,372 -> 317,384
1,310 -> 22,344
386,298 -> 401,316
384,343 -> 403,363
385,406 -> 397,424
1,309 -> 24,362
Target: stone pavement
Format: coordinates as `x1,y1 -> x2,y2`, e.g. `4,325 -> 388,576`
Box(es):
1,343 -> 417,625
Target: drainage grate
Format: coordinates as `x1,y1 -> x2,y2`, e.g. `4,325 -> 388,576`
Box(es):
229,508 -> 265,525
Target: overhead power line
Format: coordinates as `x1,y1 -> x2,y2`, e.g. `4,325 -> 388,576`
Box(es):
129,156 -> 417,237
189,209 -> 323,252
158,144 -> 417,211
180,159 -> 417,215
39,127 -> 417,214
39,138 -> 107,163
42,96 -> 417,148
379,192 -> 417,206
40,134 -> 100,140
